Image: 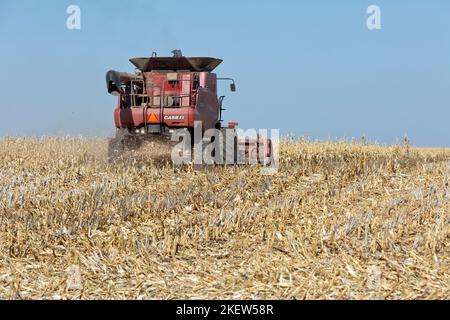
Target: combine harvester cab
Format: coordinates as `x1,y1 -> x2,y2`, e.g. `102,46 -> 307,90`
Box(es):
106,50 -> 273,165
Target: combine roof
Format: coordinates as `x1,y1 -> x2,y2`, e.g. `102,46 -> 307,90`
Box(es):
129,57 -> 223,72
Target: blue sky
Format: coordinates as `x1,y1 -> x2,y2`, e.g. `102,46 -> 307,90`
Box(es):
0,0 -> 449,146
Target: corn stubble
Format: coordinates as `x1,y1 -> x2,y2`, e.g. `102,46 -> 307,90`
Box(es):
0,137 -> 449,300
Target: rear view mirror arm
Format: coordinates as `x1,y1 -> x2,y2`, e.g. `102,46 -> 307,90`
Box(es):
217,78 -> 236,92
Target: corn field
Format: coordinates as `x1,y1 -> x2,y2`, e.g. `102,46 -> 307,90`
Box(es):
0,137 -> 449,299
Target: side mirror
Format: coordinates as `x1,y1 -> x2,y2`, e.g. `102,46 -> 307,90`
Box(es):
230,83 -> 236,92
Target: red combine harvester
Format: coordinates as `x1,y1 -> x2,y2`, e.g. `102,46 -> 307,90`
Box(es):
106,50 -> 272,165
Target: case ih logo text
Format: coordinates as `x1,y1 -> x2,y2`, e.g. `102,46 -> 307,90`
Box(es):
164,115 -> 185,121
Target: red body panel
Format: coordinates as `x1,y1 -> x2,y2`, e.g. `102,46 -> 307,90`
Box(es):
114,71 -> 219,132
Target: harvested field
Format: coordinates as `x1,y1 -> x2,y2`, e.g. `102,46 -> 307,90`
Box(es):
0,137 -> 449,299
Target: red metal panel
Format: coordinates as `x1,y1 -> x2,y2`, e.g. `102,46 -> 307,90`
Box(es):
181,73 -> 191,107
116,70 -> 217,130
114,96 -> 121,128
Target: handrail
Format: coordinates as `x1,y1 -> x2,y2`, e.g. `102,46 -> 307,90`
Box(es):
127,75 -> 199,108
